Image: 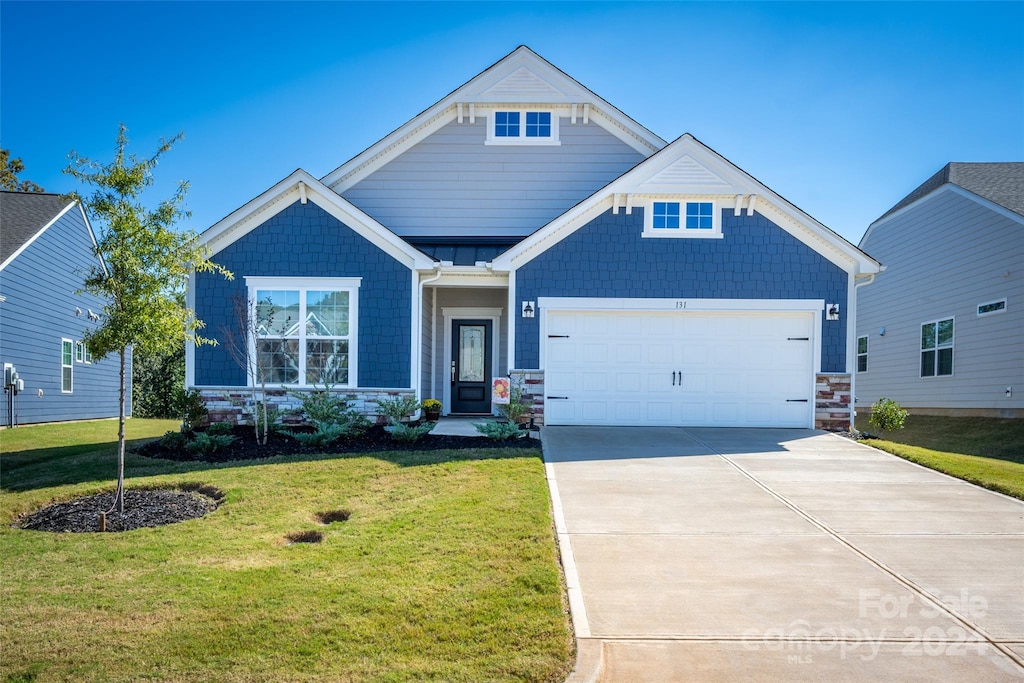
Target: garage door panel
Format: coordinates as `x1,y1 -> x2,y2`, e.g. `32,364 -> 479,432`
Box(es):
544,310 -> 814,428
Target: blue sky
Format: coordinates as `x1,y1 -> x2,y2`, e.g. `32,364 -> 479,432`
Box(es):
2,1 -> 1021,244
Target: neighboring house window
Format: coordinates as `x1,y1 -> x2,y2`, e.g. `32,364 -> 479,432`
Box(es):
486,110 -> 559,145
977,299 -> 1006,317
643,200 -> 722,238
921,318 -> 953,377
84,346 -> 93,364
61,339 -> 73,393
75,341 -> 84,363
247,277 -> 360,387
857,336 -> 868,373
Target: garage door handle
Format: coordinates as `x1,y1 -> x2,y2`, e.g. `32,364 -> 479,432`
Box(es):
787,337 -> 810,341
547,396 -> 569,400
786,399 -> 809,402
672,371 -> 677,386
548,335 -> 569,338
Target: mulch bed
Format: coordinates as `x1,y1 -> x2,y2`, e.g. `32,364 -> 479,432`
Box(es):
15,489 -> 220,533
136,424 -> 541,463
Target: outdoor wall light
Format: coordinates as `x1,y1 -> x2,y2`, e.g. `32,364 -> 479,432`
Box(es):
522,301 -> 535,318
826,303 -> 840,321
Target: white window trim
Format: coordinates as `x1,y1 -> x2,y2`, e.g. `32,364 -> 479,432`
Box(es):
485,109 -> 561,146
977,298 -> 1007,317
61,338 -> 73,393
244,276 -> 361,388
75,341 -> 84,363
856,335 -> 868,373
920,316 -> 954,378
642,199 -> 723,239
84,346 -> 92,364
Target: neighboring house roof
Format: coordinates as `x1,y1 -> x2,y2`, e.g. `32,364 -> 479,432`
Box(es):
875,162 -> 1024,223
493,133 -> 881,275
0,191 -> 75,268
319,46 -> 667,193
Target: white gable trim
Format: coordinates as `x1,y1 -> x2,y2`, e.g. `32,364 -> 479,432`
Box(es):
492,134 -> 880,276
199,170 -> 433,270
320,46 -> 666,192
860,183 -> 1024,248
1,200 -> 76,271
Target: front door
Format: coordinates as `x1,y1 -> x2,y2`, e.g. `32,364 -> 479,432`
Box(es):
451,320 -> 492,413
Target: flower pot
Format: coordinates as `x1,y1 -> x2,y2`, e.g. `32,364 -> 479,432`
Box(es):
425,410 -> 441,421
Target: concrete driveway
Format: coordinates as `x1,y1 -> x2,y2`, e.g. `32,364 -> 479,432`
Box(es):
543,427 -> 1024,681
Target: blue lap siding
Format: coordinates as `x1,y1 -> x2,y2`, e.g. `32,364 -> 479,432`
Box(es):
0,207 -> 128,424
193,201 -> 412,388
515,208 -> 848,371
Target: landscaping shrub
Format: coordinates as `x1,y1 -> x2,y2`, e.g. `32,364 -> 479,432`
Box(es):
473,421 -> 525,441
869,397 -> 909,434
185,432 -> 236,458
292,423 -> 351,447
178,388 -> 208,431
206,421 -> 234,436
159,430 -> 189,451
387,421 -> 435,443
376,395 -> 421,424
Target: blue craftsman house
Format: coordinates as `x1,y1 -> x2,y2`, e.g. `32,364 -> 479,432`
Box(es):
0,191 -> 127,425
189,47 -> 879,430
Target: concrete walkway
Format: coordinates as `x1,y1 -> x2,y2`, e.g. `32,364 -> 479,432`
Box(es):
543,427 -> 1024,681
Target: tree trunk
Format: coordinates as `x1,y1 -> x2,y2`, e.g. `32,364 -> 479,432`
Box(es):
111,347 -> 127,514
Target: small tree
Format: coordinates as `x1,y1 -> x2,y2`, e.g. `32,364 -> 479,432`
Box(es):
220,292 -> 284,445
65,125 -> 232,514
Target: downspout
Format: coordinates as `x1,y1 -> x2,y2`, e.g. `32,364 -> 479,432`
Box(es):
417,264 -> 444,416
850,269 -> 883,425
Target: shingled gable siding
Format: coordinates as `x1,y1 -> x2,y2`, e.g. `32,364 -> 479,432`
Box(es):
0,208 -> 127,424
193,201 -> 412,388
514,208 -> 849,371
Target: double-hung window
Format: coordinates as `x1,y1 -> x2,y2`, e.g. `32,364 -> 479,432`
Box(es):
644,200 -> 721,238
921,318 -> 953,377
61,339 -> 73,393
75,341 -> 84,363
857,336 -> 868,373
248,278 -> 359,387
487,110 -> 558,144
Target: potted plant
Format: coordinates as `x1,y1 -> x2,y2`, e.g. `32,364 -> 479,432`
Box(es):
421,398 -> 442,421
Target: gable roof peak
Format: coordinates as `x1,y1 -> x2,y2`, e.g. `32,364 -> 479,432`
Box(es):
875,161 -> 1024,223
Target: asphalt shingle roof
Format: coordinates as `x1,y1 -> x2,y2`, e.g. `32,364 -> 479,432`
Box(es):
876,162 -> 1024,223
0,191 -> 73,264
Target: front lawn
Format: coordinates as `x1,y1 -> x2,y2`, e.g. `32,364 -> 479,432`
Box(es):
0,420 -> 573,682
855,414 -> 1024,500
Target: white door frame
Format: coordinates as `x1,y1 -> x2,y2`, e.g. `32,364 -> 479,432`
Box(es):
442,307 -> 503,415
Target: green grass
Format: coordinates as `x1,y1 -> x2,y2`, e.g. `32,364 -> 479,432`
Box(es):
855,415 -> 1024,500
0,420 -> 573,682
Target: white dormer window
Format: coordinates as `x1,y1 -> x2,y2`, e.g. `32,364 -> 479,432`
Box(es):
642,200 -> 722,238
486,110 -> 560,145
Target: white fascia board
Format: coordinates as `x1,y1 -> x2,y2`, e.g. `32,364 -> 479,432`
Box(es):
0,200 -> 77,272
200,169 -> 433,270
424,268 -> 510,288
320,46 -> 665,192
495,134 -> 881,276
860,183 -> 1024,249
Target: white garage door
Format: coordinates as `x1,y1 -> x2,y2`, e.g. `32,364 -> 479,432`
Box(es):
544,310 -> 815,428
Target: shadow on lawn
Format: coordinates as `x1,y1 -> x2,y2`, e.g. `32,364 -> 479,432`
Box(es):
1,433 -> 542,493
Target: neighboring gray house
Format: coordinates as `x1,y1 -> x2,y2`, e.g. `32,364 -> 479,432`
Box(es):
189,46 -> 880,430
0,191 -> 128,425
855,163 -> 1023,418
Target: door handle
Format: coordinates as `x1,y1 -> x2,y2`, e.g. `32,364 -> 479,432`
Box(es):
672,371 -> 677,386
450,360 -> 456,383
